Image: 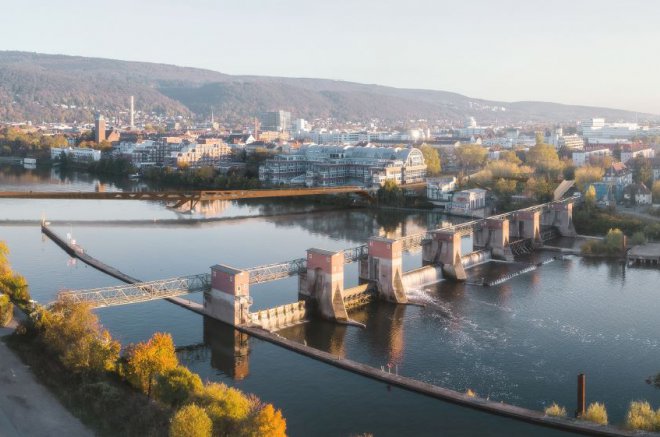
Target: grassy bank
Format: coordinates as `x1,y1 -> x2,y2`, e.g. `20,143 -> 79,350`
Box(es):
4,332 -> 170,436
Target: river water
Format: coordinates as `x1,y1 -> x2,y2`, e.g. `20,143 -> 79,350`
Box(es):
1,166 -> 659,436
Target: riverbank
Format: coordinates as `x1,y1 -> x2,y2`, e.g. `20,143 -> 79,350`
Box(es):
0,307 -> 93,437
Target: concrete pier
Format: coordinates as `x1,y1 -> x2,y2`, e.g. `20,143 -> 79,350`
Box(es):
363,237 -> 408,304
422,230 -> 467,281
206,265 -> 252,326
301,249 -> 349,322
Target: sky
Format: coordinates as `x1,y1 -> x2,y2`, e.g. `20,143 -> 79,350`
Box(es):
2,0 -> 659,114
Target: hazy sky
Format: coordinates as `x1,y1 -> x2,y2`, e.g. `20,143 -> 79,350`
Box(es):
2,0 -> 659,113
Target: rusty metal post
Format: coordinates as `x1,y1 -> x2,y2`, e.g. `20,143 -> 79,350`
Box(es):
576,373 -> 586,417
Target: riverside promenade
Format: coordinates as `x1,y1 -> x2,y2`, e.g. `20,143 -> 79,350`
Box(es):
0,308 -> 92,437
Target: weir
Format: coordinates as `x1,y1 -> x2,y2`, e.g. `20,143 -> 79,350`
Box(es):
38,202 -> 652,436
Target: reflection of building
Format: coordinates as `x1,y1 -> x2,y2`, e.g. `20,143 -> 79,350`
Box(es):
203,317 -> 250,380
259,144 -> 426,187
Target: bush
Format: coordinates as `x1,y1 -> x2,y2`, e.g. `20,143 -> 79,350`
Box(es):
626,401 -> 659,431
0,293 -> 13,326
0,273 -> 31,303
169,404 -> 212,437
630,231 -> 647,246
544,402 -> 567,417
243,404 -> 287,437
35,297 -> 120,374
155,366 -> 203,408
195,382 -> 251,434
581,402 -> 608,425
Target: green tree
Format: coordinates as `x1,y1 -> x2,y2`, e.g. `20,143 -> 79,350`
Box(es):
125,332 -> 179,398
155,366 -> 203,407
631,156 -> 653,187
169,404 -> 212,437
377,180 -> 404,206
418,144 -> 441,176
653,181 -> 660,204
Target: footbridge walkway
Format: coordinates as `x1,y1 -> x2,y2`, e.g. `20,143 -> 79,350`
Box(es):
1,186 -> 380,208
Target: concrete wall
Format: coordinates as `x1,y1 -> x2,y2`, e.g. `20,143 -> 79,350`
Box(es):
250,301 -> 307,331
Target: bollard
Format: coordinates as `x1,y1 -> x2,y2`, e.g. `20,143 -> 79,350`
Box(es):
576,373 -> 586,418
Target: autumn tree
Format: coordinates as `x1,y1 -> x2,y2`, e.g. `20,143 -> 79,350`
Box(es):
125,332 -> 178,398
456,143 -> 487,172
575,166 -> 604,191
653,181 -> 660,204
500,150 -> 522,165
195,382 -> 251,435
155,366 -> 203,407
169,404 -> 212,437
418,144 -> 441,176
244,404 -> 287,437
37,297 -> 120,373
526,143 -> 563,177
584,184 -> 597,210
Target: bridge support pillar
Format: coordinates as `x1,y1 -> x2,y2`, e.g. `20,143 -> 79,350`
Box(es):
422,230 -> 466,281
205,265 -> 251,326
551,201 -> 577,237
514,211 -> 542,247
364,237 -> 408,304
302,249 -> 348,322
484,218 -> 513,261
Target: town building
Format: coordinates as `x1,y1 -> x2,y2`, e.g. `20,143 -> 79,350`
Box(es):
451,188 -> 487,211
169,142 -> 232,168
621,147 -> 655,163
572,148 -> 611,167
259,111 -> 291,133
51,147 -> 102,162
258,144 -> 426,187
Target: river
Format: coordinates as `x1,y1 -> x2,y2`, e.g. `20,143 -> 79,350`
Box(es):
1,166 -> 659,436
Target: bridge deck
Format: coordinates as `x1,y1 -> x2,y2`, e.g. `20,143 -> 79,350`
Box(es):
0,186 -> 371,201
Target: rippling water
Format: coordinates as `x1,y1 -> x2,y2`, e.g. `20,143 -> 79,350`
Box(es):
2,166 -> 659,436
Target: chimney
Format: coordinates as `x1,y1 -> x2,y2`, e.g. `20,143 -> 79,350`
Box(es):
130,95 -> 135,130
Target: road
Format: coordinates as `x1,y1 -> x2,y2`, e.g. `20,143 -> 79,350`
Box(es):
0,308 -> 93,437
617,207 -> 660,223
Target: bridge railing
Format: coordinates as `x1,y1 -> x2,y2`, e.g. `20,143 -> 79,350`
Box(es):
57,273 -> 211,308
246,258 -> 307,284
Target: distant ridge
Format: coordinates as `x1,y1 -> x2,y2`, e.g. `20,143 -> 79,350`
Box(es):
0,51 -> 655,124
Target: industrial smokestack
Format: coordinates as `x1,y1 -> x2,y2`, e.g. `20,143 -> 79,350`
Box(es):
130,95 -> 135,130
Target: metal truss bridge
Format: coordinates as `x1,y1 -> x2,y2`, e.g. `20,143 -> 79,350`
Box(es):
58,273 -> 211,308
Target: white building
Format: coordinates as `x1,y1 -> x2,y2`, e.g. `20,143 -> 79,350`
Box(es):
547,128 -> 584,150
51,147 -> 101,162
580,118 -> 641,140
451,188 -> 486,211
621,148 -> 655,163
572,149 -> 611,167
169,142 -> 232,168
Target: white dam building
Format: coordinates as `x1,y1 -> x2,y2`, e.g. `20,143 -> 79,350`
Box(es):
259,144 -> 427,187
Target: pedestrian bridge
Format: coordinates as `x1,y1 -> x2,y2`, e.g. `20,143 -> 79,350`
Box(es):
57,274 -> 211,308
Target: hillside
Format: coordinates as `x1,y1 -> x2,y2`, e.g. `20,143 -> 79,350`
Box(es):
0,51 -> 655,125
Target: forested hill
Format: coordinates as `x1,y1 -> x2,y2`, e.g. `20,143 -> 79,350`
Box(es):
0,51 -> 654,124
